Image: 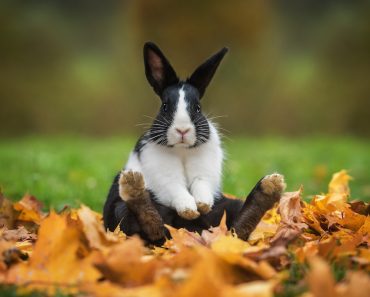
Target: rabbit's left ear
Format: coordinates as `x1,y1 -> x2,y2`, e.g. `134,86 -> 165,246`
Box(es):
144,42 -> 179,96
187,47 -> 228,99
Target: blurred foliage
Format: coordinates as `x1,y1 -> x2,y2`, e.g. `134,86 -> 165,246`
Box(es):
0,0 -> 369,136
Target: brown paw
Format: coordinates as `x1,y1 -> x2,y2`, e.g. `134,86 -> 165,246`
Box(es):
196,202 -> 211,214
260,173 -> 286,196
178,209 -> 200,220
118,170 -> 146,201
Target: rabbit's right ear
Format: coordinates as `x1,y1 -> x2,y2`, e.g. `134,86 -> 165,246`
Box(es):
144,42 -> 179,96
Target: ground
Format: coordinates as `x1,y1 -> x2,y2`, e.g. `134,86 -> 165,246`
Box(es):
0,136 -> 369,210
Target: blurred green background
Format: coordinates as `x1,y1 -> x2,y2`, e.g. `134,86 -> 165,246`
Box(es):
0,0 -> 369,209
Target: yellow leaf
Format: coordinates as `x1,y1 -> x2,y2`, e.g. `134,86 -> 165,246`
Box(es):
328,170 -> 352,203
94,236 -> 161,286
249,207 -> 280,243
212,236 -> 276,279
77,204 -> 122,252
13,194 -> 46,224
173,248 -> 232,297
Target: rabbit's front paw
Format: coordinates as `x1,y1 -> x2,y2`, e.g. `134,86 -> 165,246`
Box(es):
118,170 -> 146,201
178,208 -> 200,220
176,199 -> 200,220
191,183 -> 214,214
196,202 -> 212,214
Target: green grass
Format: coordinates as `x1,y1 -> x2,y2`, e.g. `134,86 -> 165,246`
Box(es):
0,136 -> 369,212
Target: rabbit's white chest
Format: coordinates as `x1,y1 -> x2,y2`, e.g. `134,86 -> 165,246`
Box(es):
125,125 -> 223,211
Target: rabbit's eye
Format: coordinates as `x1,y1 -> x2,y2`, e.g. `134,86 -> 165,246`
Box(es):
162,103 -> 168,112
196,104 -> 201,113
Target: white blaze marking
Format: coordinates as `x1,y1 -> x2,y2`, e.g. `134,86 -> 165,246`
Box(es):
173,87 -> 191,129
167,86 -> 196,146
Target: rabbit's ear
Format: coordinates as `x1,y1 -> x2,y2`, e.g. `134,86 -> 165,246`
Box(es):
187,47 -> 228,98
144,42 -> 179,96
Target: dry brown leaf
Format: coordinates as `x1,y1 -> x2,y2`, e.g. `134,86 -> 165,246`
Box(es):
349,200 -> 370,216
0,192 -> 17,229
270,187 -> 307,245
1,226 -> 37,242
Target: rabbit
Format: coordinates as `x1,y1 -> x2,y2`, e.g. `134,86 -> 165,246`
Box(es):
103,42 -> 287,244
118,42 -> 228,219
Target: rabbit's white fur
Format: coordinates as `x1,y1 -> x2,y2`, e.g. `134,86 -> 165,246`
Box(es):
124,89 -> 223,217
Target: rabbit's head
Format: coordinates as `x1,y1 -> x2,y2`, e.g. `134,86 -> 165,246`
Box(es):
144,42 -> 228,148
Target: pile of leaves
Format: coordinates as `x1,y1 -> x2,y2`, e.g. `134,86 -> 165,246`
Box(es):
0,170 -> 369,297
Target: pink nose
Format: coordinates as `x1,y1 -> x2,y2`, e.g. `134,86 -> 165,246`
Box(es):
176,128 -> 190,136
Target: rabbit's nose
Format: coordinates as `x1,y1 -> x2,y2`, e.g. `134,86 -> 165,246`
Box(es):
176,128 -> 190,136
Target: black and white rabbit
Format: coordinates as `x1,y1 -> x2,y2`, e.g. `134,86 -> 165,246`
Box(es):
121,42 -> 227,219
103,42 -> 286,244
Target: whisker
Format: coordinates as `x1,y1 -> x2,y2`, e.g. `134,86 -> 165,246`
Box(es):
136,122 -> 151,127
142,115 -> 170,127
149,130 -> 166,136
194,117 -> 207,124
143,115 -> 156,120
217,127 -> 230,133
150,124 -> 168,129
207,115 -> 228,120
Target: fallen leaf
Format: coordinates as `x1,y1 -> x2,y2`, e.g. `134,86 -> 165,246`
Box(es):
0,192 -> 16,229
306,257 -> 336,297
77,205 -> 122,252
270,187 -> 307,245
94,236 -> 160,286
13,194 -> 45,224
1,226 -> 37,242
328,170 -> 352,197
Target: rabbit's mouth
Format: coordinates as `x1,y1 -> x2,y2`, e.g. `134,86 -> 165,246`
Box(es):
173,137 -> 194,147
174,142 -> 190,148
167,129 -> 196,147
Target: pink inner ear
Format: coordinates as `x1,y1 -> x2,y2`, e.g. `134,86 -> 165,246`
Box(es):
148,51 -> 163,82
